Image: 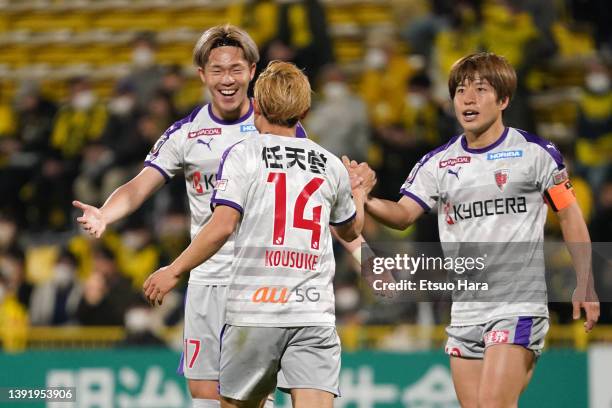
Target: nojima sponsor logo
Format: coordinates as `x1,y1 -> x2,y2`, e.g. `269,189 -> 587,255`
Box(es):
188,128 -> 222,138
487,150 -> 523,160
439,156 -> 471,168
240,124 -> 257,132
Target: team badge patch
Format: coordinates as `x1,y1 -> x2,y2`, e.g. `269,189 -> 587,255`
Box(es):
494,169 -> 509,191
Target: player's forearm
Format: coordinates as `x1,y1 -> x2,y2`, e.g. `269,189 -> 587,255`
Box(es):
170,222 -> 234,275
100,169 -> 162,225
365,197 -> 414,230
559,204 -> 594,291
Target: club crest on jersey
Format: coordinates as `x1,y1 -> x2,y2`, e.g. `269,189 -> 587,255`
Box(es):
188,128 -> 222,138
240,124 -> 257,132
439,156 -> 471,168
494,169 -> 509,190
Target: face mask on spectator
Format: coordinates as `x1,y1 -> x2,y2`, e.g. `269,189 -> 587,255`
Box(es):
335,286 -> 360,312
72,90 -> 95,111
322,81 -> 349,100
125,308 -> 151,333
364,48 -> 387,70
109,96 -> 135,116
54,264 -> 74,288
586,72 -> 610,94
132,46 -> 154,68
405,92 -> 427,110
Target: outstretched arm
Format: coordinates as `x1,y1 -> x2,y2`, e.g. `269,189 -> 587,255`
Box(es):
558,202 -> 600,332
143,206 -> 240,305
73,167 -> 165,238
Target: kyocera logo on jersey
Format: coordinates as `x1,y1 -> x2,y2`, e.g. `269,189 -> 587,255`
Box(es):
484,330 -> 509,345
188,128 -> 222,138
494,169 -> 509,190
487,150 -> 523,160
240,124 -> 257,132
439,156 -> 471,168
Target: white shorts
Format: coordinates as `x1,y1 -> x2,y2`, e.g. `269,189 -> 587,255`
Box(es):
219,325 -> 341,401
179,284 -> 228,380
445,316 -> 549,359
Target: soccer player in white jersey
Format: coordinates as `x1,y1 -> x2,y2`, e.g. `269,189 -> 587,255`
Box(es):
144,61 -> 365,408
72,25 -> 284,407
349,52 -> 600,407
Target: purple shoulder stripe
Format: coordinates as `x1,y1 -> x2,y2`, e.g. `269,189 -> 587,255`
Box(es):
517,129 -> 565,170
164,105 -> 203,137
401,134 -> 461,188
209,140 -> 247,210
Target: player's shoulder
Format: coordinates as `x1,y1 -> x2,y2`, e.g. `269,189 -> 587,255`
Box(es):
162,105 -> 205,139
509,127 -> 564,168
418,134 -> 464,168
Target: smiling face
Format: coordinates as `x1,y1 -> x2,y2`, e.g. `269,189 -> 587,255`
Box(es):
199,46 -> 255,120
453,76 -> 508,137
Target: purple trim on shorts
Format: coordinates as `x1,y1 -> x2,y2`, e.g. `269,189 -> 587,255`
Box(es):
208,101 -> 253,125
514,316 -> 533,347
211,198 -> 244,214
461,127 -> 509,154
330,211 -> 356,226
517,128 -> 565,170
400,189 -> 431,211
144,161 -> 171,183
296,122 -> 307,138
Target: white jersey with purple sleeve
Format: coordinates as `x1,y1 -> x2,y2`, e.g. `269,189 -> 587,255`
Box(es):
211,134 -> 356,327
400,127 -> 568,325
144,101 -> 308,285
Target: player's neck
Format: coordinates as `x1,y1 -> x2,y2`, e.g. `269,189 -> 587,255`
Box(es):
258,122 -> 297,137
210,98 -> 251,122
463,118 -> 505,149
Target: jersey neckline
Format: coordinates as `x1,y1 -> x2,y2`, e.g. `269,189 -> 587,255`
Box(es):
208,99 -> 253,125
461,127 -> 509,154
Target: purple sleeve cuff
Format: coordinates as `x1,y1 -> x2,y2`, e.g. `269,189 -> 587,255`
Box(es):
211,198 -> 244,215
144,161 -> 171,183
400,189 -> 431,212
330,211 -> 356,226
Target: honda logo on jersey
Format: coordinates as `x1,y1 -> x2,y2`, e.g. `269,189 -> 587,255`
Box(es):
494,169 -> 509,190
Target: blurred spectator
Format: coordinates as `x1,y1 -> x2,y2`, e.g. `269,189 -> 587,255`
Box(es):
256,0 -> 334,83
0,213 -> 18,251
74,80 -> 148,206
575,59 -> 612,190
306,65 -> 370,162
161,65 -> 196,117
0,275 -> 28,352
76,246 -> 139,326
590,170 -> 612,242
360,30 -> 418,127
119,301 -> 166,347
125,32 -> 165,109
29,249 -> 82,325
0,247 -> 32,310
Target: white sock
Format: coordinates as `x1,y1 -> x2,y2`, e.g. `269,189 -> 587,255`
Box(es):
192,399 -> 220,408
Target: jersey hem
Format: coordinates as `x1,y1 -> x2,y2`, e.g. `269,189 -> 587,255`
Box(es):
400,189 -> 431,211
449,312 -> 549,327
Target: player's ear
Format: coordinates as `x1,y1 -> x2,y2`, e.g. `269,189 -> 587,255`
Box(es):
253,99 -> 261,116
249,63 -> 256,80
300,108 -> 310,120
197,67 -> 206,84
498,96 -> 510,111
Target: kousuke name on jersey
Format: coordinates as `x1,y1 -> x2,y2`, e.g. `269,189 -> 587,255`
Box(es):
401,127 -> 567,325
211,134 -> 356,327
144,102 -> 307,285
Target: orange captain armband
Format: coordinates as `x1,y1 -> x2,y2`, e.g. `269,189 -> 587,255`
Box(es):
544,179 -> 576,212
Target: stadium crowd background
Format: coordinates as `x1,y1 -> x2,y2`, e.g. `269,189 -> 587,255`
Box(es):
0,0 -> 610,351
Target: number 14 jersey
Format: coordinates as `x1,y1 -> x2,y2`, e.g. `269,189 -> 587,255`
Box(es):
211,134 -> 356,327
